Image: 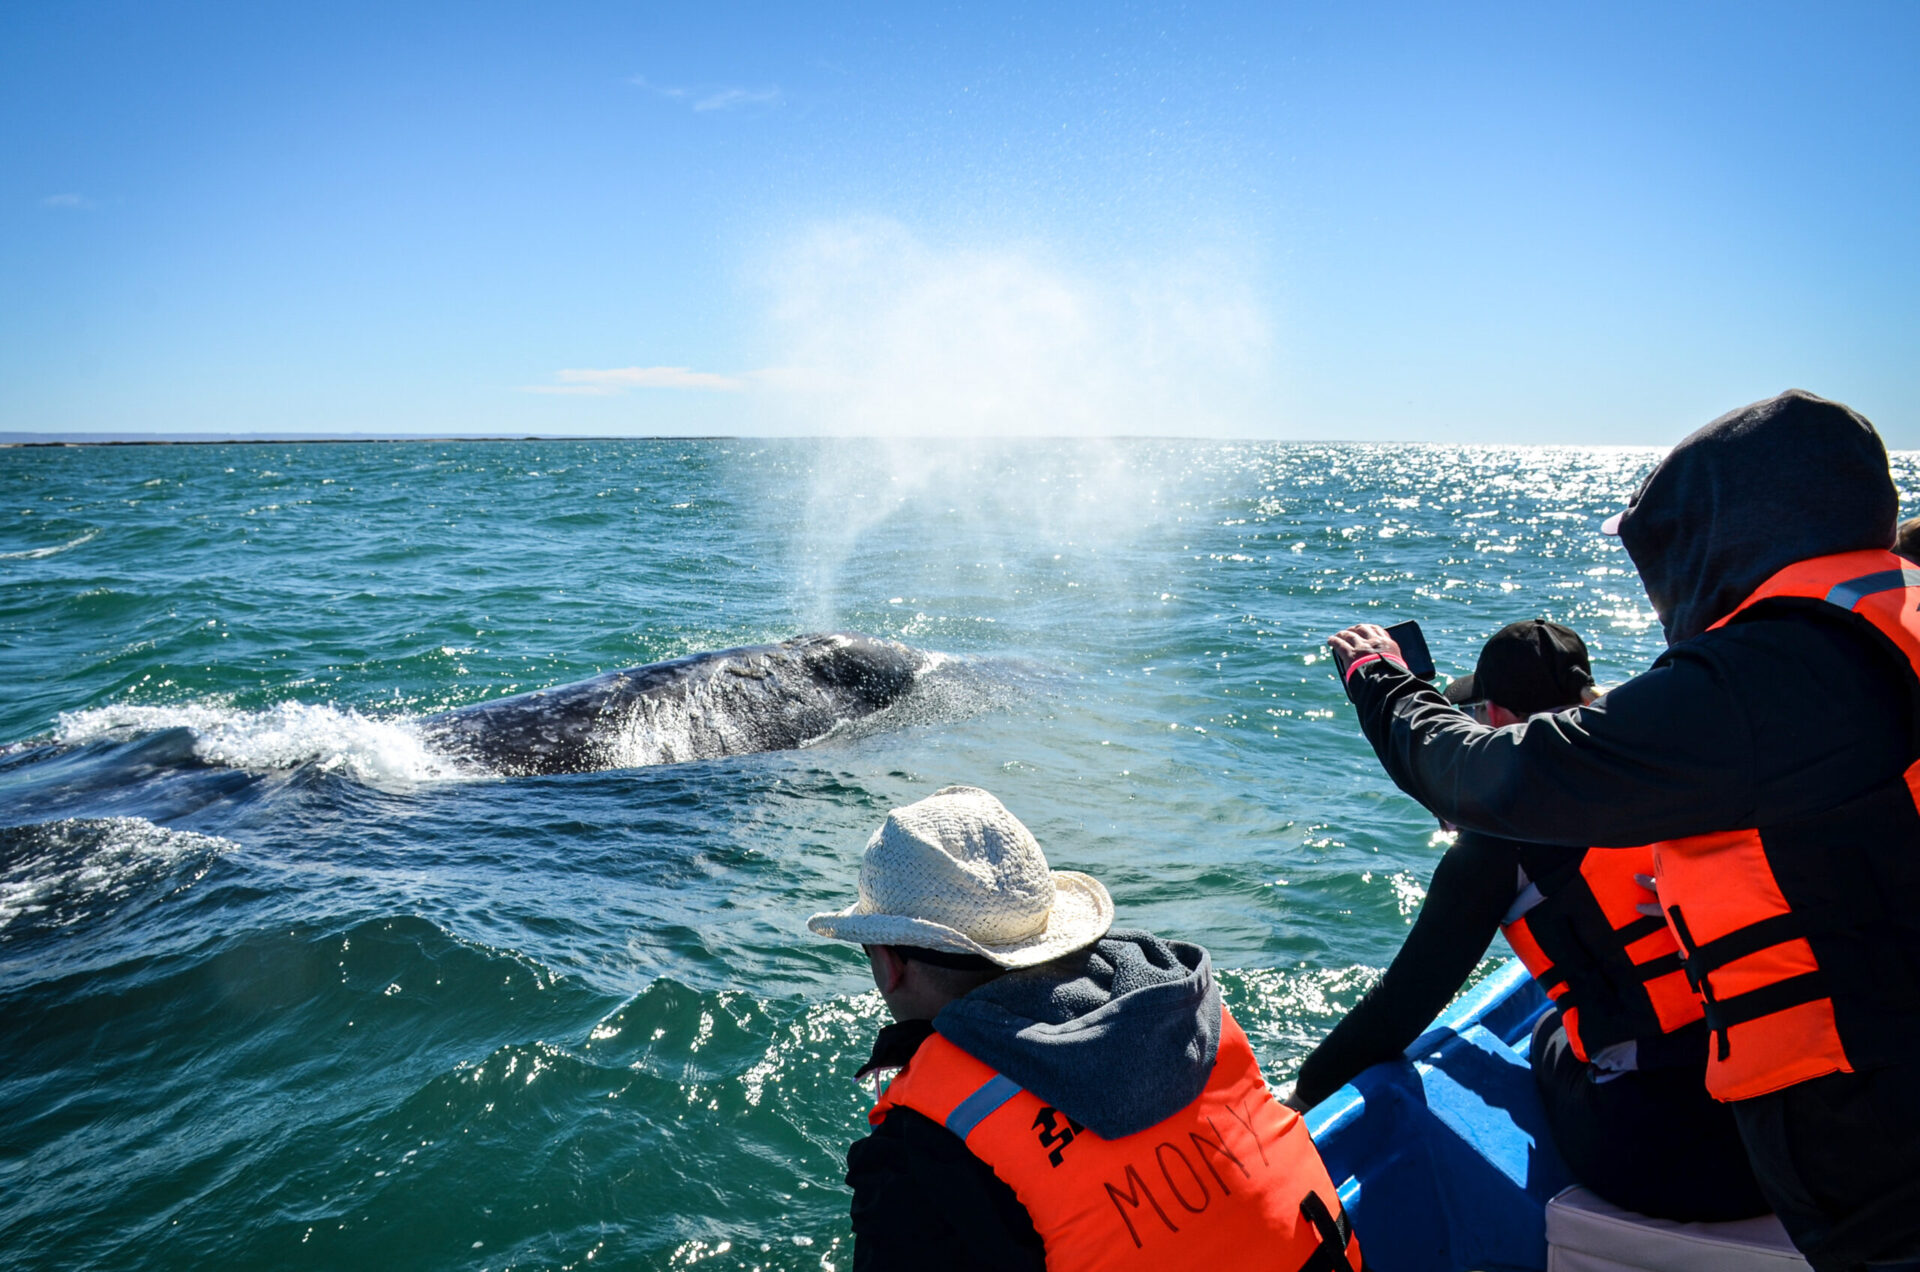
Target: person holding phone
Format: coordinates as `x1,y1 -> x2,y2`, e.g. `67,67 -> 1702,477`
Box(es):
1290,619 -> 1767,1222
1326,391 -> 1920,1272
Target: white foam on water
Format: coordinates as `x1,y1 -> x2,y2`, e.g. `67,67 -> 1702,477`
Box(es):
0,816 -> 233,936
53,700 -> 476,788
0,527 -> 100,560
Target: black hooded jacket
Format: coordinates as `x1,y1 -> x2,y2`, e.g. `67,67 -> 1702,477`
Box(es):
1616,389 -> 1900,647
1342,389 -> 1910,852
1298,388 -> 1920,1269
1332,390 -> 1920,1261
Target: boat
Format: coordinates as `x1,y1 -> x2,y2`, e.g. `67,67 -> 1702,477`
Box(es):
1302,958 -> 1811,1272
1305,959 -> 1570,1271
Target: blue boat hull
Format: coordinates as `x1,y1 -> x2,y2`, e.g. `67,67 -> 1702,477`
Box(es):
1304,959 -> 1574,1272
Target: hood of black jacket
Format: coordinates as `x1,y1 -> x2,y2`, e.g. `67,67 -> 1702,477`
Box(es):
931,930 -> 1221,1141
1615,389 -> 1897,646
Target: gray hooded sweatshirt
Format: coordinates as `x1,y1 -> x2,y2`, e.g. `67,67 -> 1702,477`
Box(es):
933,929 -> 1222,1140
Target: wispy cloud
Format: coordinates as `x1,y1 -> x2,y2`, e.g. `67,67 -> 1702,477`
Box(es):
519,366 -> 747,396
629,74 -> 688,102
691,86 -> 782,112
629,74 -> 782,112
41,192 -> 99,211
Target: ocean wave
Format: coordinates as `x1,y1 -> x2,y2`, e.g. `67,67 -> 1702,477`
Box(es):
53,701 -> 476,787
0,816 -> 230,938
294,983 -> 888,1268
0,526 -> 100,560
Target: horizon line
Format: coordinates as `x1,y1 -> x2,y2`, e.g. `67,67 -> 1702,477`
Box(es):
0,432 -> 1671,450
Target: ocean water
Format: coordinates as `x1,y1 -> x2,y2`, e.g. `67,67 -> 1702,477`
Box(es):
5,438 -> 1912,1271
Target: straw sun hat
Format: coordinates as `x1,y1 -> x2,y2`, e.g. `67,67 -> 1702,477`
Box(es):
807,785 -> 1113,969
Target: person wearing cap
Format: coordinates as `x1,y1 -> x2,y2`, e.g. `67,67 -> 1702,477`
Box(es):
1327,390 -> 1920,1271
809,784 -> 1363,1272
1437,618 -> 1597,724
1289,619 -> 1766,1222
1893,515 -> 1920,564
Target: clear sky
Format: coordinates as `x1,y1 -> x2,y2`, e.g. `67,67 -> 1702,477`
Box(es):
4,2 -> 1917,442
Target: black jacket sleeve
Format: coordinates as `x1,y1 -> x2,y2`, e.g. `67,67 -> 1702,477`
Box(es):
846,1107 -> 1046,1272
1343,613 -> 1912,847
1291,831 -> 1525,1108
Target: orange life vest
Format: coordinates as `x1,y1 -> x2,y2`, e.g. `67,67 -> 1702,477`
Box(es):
1501,844 -> 1703,1065
1651,548 -> 1920,1101
870,1007 -> 1361,1272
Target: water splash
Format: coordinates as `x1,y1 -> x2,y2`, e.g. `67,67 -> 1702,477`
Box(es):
750,217 -> 1273,438
740,218 -> 1274,631
54,701 -> 474,788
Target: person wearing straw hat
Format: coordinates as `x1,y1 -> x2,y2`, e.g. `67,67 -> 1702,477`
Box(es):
810,784 -> 1362,1272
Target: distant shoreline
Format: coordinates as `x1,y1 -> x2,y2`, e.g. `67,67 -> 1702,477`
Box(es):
0,434 -> 729,448
0,434 -> 1672,449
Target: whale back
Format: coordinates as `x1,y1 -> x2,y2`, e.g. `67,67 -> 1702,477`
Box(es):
421,633 -> 930,775
788,633 -> 924,705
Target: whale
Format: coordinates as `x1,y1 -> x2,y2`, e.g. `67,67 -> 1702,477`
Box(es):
418,632 -> 936,775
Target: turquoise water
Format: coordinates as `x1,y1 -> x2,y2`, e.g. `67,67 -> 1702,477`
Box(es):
6,439 -> 1908,1270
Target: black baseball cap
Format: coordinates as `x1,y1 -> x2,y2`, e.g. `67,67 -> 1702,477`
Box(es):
1443,619 -> 1594,716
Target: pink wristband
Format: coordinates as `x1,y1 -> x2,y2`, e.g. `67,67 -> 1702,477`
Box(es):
1342,652 -> 1405,683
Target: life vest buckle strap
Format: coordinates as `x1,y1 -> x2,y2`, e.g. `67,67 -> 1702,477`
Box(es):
1701,971 -> 1829,1037
1632,951 -> 1686,982
1665,905 -> 1711,993
1615,914 -> 1670,947
1295,1192 -> 1358,1272
1677,908 -> 1818,977
1665,905 -> 1731,1058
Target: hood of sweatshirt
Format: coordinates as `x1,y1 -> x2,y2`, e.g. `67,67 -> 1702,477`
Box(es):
1615,389 -> 1897,646
932,929 -> 1221,1141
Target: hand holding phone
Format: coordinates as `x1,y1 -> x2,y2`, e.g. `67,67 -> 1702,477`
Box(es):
1328,619 -> 1437,680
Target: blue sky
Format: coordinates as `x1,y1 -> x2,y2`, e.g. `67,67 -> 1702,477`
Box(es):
4,2 -> 1917,442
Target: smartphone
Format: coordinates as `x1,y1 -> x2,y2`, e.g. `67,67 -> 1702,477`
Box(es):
1332,619 -> 1437,680
1386,620 -> 1437,680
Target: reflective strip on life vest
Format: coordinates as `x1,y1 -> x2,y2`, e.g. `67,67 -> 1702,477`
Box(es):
945,1073 -> 1021,1138
1824,567 -> 1920,609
